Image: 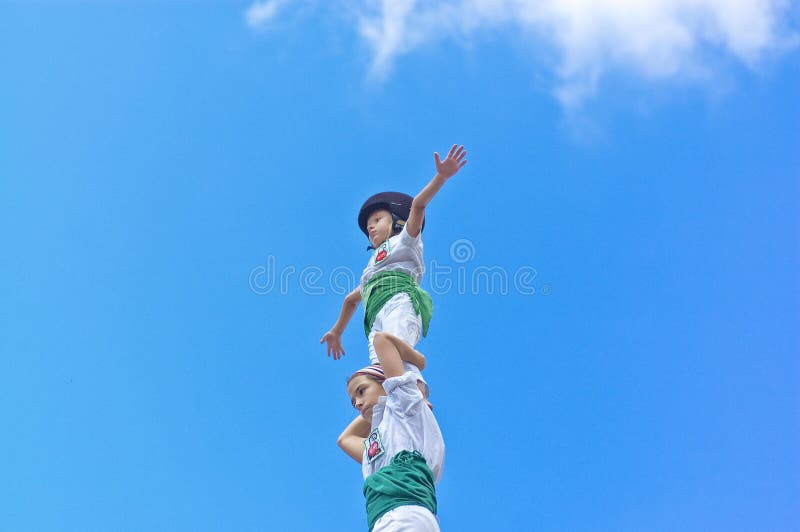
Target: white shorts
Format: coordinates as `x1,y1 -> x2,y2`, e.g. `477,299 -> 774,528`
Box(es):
373,505 -> 440,532
367,293 -> 427,396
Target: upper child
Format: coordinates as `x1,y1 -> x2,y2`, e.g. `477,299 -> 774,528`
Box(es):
320,145 -> 468,387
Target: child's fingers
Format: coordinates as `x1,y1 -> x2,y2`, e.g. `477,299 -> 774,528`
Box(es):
447,144 -> 457,158
434,152 -> 441,165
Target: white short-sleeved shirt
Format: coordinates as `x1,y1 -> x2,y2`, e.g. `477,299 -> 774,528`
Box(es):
360,226 -> 425,288
361,372 -> 445,483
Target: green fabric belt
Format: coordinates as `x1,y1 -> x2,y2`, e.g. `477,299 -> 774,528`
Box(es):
363,450 -> 437,531
362,271 -> 433,338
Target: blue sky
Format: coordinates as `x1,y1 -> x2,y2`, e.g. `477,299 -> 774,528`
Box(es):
1,2 -> 798,530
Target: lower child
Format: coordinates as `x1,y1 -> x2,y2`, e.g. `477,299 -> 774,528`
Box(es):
338,332 -> 445,531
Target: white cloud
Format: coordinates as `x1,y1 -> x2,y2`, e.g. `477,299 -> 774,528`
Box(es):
247,0 -> 798,105
246,0 -> 289,29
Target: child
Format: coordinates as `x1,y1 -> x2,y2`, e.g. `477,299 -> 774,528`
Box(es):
320,145 -> 468,390
338,332 -> 445,531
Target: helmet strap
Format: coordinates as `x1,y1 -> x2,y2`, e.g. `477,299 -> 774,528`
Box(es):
392,215 -> 405,234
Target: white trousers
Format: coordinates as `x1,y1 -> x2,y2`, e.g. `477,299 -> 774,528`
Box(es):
373,505 -> 440,532
367,293 -> 428,397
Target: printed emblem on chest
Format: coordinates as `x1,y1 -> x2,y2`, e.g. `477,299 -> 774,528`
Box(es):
374,241 -> 391,265
365,427 -> 386,463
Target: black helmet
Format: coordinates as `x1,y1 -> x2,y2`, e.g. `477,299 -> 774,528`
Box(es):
357,191 -> 425,237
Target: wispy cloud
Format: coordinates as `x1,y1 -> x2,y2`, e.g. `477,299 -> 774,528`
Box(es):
245,0 -> 290,29
246,0 -> 798,105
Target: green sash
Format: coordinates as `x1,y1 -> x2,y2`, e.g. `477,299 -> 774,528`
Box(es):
362,271 -> 433,338
363,450 -> 437,531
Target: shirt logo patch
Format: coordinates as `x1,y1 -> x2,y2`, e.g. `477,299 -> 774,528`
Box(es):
374,241 -> 391,265
365,427 -> 386,463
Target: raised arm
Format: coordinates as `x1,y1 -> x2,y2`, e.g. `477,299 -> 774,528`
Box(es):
320,287 -> 362,360
337,414 -> 371,463
405,144 -> 468,238
372,331 -> 427,379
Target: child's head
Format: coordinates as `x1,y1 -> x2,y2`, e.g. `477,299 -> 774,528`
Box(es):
347,365 -> 386,422
364,208 -> 395,248
346,364 -> 432,421
357,192 -> 423,247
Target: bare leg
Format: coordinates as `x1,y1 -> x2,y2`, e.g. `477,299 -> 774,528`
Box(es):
374,331 -> 426,370
373,332 -> 431,404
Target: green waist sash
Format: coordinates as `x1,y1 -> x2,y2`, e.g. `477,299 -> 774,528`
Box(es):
362,271 -> 433,338
363,450 -> 437,531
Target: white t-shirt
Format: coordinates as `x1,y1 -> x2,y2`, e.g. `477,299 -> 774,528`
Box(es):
361,372 -> 445,483
360,226 -> 425,288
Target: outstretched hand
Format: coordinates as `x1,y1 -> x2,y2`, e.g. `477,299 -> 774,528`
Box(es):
320,330 -> 346,360
434,144 -> 468,180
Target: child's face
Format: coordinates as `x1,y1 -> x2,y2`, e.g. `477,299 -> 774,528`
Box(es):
347,375 -> 386,422
366,209 -> 394,248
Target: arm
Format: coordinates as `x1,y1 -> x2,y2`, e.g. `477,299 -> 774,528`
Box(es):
372,332 -> 427,378
337,414 -> 370,463
320,287 -> 362,360
405,144 -> 468,238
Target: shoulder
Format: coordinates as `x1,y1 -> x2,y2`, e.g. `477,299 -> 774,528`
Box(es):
398,225 -> 422,247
